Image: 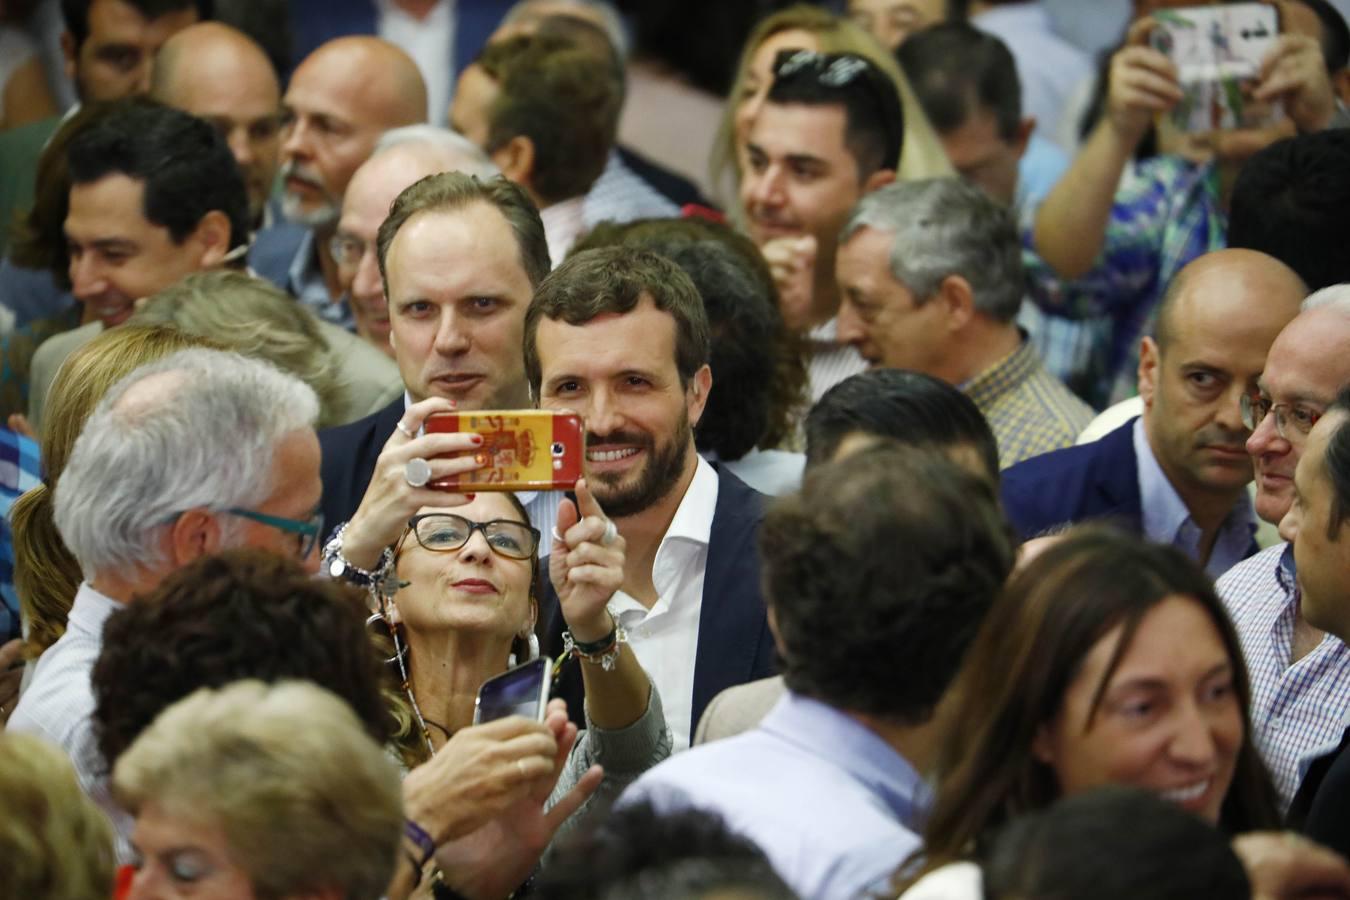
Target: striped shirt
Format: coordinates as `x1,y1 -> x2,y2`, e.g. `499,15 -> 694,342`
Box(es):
805,318 -> 868,407
1218,544 -> 1350,811
964,336 -> 1094,469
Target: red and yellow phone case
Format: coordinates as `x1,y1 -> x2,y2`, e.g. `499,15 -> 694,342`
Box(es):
424,411 -> 584,491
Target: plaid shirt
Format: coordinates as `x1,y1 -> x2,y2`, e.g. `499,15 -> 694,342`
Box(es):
1218,544 -> 1350,812
1023,156 -> 1226,408
0,427 -> 40,640
964,336 -> 1094,469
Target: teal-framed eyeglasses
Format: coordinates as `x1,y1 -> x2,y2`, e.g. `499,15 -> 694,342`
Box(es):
224,508 -> 325,559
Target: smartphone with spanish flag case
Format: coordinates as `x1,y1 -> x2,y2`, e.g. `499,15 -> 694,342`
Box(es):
423,410 -> 584,491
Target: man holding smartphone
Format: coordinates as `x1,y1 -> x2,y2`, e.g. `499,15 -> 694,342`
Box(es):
524,246 -> 778,750
317,171 -> 561,577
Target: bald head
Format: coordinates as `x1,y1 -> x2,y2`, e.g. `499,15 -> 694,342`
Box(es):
280,37 -> 428,228
1140,248 -> 1307,507
150,23 -> 281,224
1154,249 -> 1308,353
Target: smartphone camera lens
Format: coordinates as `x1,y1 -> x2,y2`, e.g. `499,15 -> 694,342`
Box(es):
551,442 -> 565,457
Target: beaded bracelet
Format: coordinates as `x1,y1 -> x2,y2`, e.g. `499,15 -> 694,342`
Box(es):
561,616 -> 628,672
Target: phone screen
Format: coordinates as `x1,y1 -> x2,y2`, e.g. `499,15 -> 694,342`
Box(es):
473,657 -> 551,725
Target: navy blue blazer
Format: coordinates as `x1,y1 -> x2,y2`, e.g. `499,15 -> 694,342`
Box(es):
1000,418 -> 1143,541
318,397 -> 404,537
538,464 -> 778,737
288,1 -> 505,80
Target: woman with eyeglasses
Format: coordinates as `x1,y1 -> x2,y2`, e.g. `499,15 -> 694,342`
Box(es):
375,481 -> 671,894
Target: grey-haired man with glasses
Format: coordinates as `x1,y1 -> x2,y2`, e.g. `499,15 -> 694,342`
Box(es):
9,349 -> 324,861
1219,284 -> 1350,814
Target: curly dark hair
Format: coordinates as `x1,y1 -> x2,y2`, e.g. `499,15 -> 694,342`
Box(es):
571,216 -> 808,456
759,441 -> 1014,721
536,801 -> 797,900
91,549 -> 395,771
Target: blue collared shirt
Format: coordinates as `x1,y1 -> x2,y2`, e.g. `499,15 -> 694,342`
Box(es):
287,229 -> 354,331
620,691 -> 929,900
1133,418 -> 1255,577
1219,544 -> 1350,811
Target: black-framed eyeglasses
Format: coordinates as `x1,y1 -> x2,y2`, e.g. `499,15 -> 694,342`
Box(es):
1240,393 -> 1323,442
224,507 -> 325,559
407,513 -> 539,560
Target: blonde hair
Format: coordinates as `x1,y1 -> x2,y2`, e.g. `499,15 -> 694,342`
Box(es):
0,732 -> 115,900
113,680 -> 403,900
130,271 -> 348,428
710,4 -> 952,208
11,325 -> 215,659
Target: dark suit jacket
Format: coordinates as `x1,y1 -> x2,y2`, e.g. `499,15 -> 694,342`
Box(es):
539,464 -> 777,736
1000,418 -> 1143,540
1290,727 -> 1350,858
318,397 -> 404,537
288,0 -> 505,80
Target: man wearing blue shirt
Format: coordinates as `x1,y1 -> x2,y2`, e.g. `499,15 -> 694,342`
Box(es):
1002,248 -> 1306,577
620,442 -> 1015,899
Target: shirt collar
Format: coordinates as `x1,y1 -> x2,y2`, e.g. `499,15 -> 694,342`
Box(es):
1133,417 -> 1256,548
67,581 -> 123,637
663,455 -> 718,547
1276,542 -> 1298,594
961,332 -> 1036,406
806,317 -> 842,347
760,690 -> 930,827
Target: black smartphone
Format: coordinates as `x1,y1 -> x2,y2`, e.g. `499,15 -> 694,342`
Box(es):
473,657 -> 551,725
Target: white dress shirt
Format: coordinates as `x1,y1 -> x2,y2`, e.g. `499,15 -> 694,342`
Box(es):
607,456 -> 719,750
540,195 -> 588,268
806,317 -> 868,405
10,581 -> 135,860
377,0 -> 455,126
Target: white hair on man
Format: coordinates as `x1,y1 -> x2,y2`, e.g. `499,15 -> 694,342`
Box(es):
1302,283 -> 1350,313
374,124 -> 500,179
500,0 -> 629,57
53,349 -> 319,578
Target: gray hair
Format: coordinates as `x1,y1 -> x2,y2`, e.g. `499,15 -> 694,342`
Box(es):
1301,283 -> 1350,313
53,349 -> 319,579
839,178 -> 1024,323
501,0 -> 629,57
374,125 -> 500,179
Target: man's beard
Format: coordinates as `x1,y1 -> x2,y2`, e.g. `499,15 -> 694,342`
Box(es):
279,160 -> 339,228
586,412 -> 693,519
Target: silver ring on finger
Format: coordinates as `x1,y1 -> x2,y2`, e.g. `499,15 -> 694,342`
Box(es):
516,759 -> 528,779
601,519 -> 618,546
404,457 -> 432,488
395,420 -> 415,439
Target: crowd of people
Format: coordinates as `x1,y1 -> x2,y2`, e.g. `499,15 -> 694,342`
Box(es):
4,0 -> 1350,898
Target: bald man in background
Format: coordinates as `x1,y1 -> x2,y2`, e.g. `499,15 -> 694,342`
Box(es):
149,22 -> 303,288
1002,248 -> 1307,577
279,37 -> 428,329
333,126 -> 499,355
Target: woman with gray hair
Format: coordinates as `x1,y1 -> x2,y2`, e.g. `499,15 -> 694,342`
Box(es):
113,679 -> 403,900
130,271 -> 402,428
